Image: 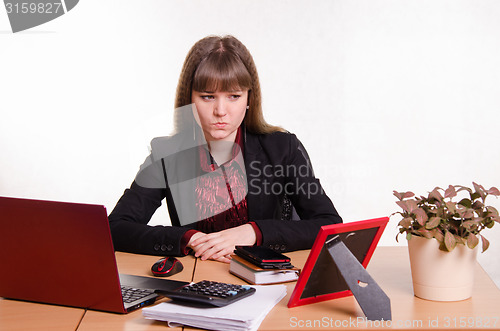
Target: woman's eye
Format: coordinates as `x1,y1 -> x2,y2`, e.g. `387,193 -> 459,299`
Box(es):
201,95 -> 214,100
229,95 -> 241,100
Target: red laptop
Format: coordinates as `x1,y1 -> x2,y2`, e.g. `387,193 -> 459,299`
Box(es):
0,196 -> 188,313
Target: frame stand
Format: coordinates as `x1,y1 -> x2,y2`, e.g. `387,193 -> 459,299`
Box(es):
326,236 -> 392,321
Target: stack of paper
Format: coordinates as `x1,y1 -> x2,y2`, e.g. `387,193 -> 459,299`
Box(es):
142,285 -> 286,331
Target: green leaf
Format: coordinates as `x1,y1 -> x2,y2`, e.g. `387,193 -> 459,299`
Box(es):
471,192 -> 481,201
458,198 -> 472,208
425,217 -> 441,229
406,232 -> 412,241
480,234 -> 490,252
467,234 -> 479,249
438,242 -> 449,252
444,231 -> 457,252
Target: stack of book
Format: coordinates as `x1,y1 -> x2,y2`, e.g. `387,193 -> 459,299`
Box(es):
229,255 -> 300,285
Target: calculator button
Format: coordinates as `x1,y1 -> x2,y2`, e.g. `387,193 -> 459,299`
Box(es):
155,280 -> 256,307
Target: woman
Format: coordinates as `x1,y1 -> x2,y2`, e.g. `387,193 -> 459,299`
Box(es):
109,35 -> 342,263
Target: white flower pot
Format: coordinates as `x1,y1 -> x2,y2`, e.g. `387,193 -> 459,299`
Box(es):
407,235 -> 478,301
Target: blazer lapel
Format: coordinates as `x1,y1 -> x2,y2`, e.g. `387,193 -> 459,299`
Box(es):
244,132 -> 265,221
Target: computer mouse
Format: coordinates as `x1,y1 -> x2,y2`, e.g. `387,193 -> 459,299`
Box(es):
151,257 -> 183,277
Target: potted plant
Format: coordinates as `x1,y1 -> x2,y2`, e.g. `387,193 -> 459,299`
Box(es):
393,182 -> 500,301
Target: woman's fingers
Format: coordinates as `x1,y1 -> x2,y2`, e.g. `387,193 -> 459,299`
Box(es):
189,224 -> 257,262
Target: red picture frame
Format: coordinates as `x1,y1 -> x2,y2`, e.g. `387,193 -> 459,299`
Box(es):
287,217 -> 389,308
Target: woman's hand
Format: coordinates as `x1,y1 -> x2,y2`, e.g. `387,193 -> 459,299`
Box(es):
187,224 -> 257,263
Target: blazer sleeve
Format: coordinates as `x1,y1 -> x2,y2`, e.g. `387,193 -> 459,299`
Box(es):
108,156 -> 193,256
252,134 -> 342,252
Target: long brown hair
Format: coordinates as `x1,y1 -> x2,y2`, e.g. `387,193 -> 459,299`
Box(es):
174,35 -> 283,134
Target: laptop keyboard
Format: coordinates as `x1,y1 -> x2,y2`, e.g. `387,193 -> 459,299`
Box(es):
121,285 -> 154,304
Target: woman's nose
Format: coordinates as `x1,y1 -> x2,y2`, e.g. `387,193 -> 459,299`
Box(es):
214,99 -> 227,117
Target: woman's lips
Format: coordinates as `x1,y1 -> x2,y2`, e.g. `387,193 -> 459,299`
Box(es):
213,122 -> 227,128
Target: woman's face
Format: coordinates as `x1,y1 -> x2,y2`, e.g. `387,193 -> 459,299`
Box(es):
192,89 -> 248,142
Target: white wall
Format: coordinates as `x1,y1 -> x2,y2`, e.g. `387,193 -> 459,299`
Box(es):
1,0 -> 499,287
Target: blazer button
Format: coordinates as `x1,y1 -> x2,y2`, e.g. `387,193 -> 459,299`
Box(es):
167,244 -> 174,251
154,243 -> 161,251
160,244 -> 168,252
274,244 -> 280,251
280,245 -> 286,251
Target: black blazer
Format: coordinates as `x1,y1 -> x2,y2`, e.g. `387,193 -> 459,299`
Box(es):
108,129 -> 342,256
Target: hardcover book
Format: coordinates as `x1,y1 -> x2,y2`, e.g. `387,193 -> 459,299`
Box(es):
229,255 -> 300,285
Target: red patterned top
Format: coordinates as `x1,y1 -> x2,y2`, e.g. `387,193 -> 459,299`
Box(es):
180,127 -> 262,254
195,127 -> 248,232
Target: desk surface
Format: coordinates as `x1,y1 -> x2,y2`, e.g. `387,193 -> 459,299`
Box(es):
193,247 -> 500,330
1,247 -> 499,331
0,299 -> 84,331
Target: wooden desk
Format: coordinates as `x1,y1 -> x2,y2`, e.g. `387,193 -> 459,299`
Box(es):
193,247 -> 500,330
0,299 -> 84,331
1,247 -> 499,330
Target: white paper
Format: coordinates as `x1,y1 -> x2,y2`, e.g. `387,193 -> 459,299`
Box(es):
142,285 -> 286,331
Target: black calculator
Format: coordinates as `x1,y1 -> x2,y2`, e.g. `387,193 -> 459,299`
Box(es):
155,280 -> 256,307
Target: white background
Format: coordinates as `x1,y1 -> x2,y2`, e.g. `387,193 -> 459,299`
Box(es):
1,0 -> 499,287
